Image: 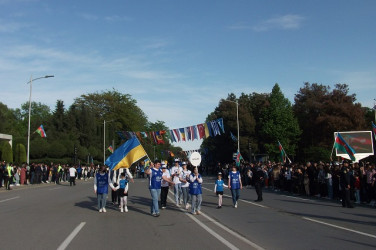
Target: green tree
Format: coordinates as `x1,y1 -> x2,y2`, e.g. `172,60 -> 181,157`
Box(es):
260,84 -> 301,161
202,93 -> 256,164
14,143 -> 26,164
0,141 -> 13,162
47,141 -> 67,158
294,83 -> 366,161
30,138 -> 49,160
52,100 -> 66,132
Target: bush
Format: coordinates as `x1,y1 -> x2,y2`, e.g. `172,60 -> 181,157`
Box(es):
14,143 -> 26,164
0,141 -> 13,162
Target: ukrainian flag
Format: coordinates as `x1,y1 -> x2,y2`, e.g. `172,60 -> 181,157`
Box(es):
105,137 -> 148,170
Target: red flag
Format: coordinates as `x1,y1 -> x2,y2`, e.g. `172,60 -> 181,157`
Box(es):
156,131 -> 165,144
197,124 -> 205,139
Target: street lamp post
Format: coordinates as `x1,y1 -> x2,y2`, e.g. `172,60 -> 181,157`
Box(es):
221,99 -> 240,154
373,99 -> 376,122
26,75 -> 54,165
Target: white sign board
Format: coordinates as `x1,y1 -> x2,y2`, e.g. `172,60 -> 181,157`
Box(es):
189,152 -> 202,167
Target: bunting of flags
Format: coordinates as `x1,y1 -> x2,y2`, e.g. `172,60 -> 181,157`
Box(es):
116,118 -> 224,145
230,132 -> 238,142
334,132 -> 356,162
35,125 -> 47,138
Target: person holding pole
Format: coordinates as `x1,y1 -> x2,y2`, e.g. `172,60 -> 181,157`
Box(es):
145,160 -> 163,217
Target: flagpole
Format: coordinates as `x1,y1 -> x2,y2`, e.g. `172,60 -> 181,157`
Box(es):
330,134 -> 337,161
221,99 -> 240,154
27,75 -> 32,165
26,74 -> 54,165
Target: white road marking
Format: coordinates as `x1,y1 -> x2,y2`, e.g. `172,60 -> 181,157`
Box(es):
168,191 -> 264,250
281,195 -> 312,202
199,211 -> 265,250
201,187 -> 268,208
302,217 -> 376,239
57,222 -> 86,250
167,195 -> 239,250
0,196 -> 20,203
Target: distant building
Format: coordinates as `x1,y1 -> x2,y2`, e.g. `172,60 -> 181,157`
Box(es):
0,133 -> 12,148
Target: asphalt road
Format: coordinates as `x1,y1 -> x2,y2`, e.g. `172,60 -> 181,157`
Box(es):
1,176 -> 375,250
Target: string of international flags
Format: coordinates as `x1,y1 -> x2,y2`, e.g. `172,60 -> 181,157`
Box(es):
116,118 -> 225,145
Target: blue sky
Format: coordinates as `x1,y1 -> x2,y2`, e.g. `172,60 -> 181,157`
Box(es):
0,0 -> 375,150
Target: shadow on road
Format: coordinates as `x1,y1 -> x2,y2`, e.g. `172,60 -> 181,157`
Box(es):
74,196 -> 98,211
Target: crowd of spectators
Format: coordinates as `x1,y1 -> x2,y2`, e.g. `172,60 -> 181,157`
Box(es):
2,159 -> 376,208
0,161 -> 96,189
217,160 -> 376,207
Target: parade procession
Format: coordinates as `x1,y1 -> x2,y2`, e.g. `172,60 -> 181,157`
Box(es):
1,1 -> 376,249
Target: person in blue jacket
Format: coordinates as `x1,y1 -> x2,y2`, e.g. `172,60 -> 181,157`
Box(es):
94,165 -> 115,213
189,167 -> 203,215
214,172 -> 228,208
228,165 -> 243,208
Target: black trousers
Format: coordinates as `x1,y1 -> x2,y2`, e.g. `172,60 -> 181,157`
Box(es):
4,176 -> 11,190
341,188 -> 352,207
69,177 -> 76,186
161,186 -> 169,207
255,182 -> 263,201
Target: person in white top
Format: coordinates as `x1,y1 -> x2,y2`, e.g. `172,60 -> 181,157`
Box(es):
69,166 -> 77,186
179,162 -> 191,210
170,159 -> 183,206
160,164 -> 174,209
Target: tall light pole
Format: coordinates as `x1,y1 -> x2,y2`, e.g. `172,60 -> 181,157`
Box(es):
27,75 -> 54,165
103,119 -> 115,164
221,99 -> 240,154
373,99 -> 376,122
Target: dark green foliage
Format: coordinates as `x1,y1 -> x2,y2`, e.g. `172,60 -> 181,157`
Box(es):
14,143 -> 26,164
260,84 -> 301,161
0,141 -> 13,162
0,82 -> 371,164
294,83 -> 366,161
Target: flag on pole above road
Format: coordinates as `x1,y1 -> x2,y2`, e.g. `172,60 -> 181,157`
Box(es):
35,125 -> 47,138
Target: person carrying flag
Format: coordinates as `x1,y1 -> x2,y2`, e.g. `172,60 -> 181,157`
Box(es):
145,160 -> 163,217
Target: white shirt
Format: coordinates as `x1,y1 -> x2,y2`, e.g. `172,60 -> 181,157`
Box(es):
170,165 -> 183,184
161,170 -> 171,187
69,167 -> 77,177
180,170 -> 191,187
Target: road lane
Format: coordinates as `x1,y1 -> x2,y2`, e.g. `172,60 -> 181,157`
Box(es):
1,177 -> 375,250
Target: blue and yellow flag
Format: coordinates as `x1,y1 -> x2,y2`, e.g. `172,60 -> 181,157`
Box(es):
105,137 -> 147,170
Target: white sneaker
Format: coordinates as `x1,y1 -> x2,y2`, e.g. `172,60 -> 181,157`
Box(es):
120,208 -> 124,213
185,204 -> 190,210
99,208 -> 103,213
102,208 -> 107,213
234,202 -> 238,208
176,203 -> 180,207
125,206 -> 128,212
